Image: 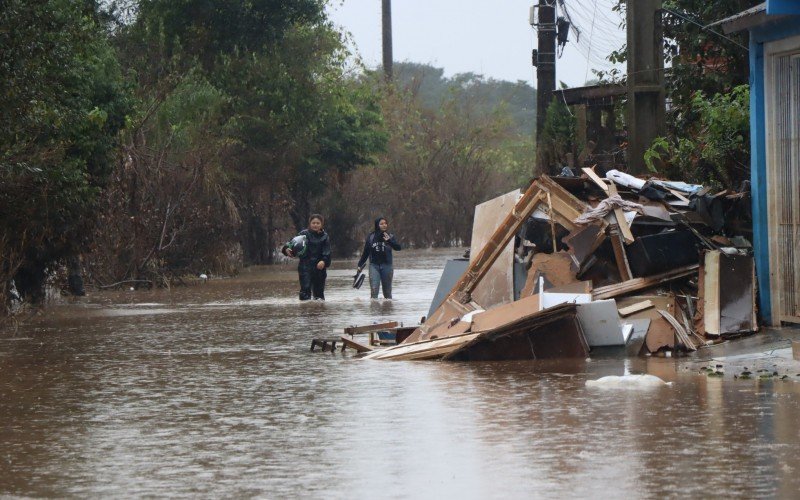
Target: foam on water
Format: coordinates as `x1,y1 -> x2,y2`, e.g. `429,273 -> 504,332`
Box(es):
585,374 -> 672,390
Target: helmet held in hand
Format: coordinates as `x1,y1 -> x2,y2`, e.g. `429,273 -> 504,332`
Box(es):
287,234 -> 308,258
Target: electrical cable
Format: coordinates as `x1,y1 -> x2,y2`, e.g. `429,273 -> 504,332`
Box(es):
584,0 -> 599,83
662,7 -> 748,52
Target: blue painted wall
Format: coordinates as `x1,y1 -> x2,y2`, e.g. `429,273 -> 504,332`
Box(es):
748,17 -> 800,323
767,0 -> 800,15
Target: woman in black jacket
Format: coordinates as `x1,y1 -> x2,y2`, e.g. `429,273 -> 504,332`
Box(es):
357,217 -> 401,299
282,214 -> 331,301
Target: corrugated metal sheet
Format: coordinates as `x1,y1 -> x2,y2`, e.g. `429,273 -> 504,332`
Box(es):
773,53 -> 800,322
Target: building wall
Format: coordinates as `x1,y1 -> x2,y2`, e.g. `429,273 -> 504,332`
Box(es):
749,18 -> 800,324
767,0 -> 800,15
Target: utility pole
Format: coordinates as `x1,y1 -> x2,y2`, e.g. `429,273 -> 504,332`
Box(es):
532,0 -> 556,174
626,0 -> 665,174
382,0 -> 393,80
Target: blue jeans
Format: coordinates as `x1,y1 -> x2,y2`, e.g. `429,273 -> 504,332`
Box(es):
369,262 -> 393,299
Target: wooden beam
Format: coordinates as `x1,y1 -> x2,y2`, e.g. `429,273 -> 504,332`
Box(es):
592,264 -> 699,300
666,188 -> 691,203
339,336 -> 373,353
582,167 -> 609,192
344,321 -> 399,335
605,182 -> 635,244
609,227 -> 633,281
448,180 -> 546,300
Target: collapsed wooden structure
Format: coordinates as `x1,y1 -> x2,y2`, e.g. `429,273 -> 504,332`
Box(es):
354,169 -> 757,362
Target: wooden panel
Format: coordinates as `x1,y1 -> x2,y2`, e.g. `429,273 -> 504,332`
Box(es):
344,321 -> 399,335
470,189 -> 521,308
471,293 -> 540,332
403,298 -> 475,344
520,251 -> 577,297
450,185 -> 546,300
766,43 -> 800,325
609,227 -> 633,281
592,265 -> 698,300
703,251 -> 721,335
362,331 -> 482,361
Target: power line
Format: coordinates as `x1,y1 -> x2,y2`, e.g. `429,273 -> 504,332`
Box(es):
662,7 -> 748,52
584,0 -> 599,83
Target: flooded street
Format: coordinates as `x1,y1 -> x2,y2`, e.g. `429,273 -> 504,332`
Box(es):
2,249 -> 800,498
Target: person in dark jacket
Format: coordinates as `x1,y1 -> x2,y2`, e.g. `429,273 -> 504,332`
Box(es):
357,217 -> 401,299
282,214 -> 331,301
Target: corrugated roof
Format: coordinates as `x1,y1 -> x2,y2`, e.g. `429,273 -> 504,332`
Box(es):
711,3 -> 767,33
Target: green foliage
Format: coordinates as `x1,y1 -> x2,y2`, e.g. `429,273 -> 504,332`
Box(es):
644,85 -> 750,187
90,0 -> 387,274
659,0 -> 755,117
643,137 -> 670,173
133,0 -> 325,69
539,98 -> 576,172
0,0 -> 130,305
2,0 -> 538,307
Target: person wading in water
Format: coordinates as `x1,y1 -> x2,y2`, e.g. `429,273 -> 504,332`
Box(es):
282,214 -> 331,301
356,217 -> 401,299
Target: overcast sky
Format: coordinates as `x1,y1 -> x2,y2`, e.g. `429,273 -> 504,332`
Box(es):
326,0 -> 626,88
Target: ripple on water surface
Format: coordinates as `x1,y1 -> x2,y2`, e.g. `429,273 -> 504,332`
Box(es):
1,249 -> 800,498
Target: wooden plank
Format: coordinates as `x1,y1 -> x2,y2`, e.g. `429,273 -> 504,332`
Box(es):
449,183 -> 546,300
592,264 -> 699,300
344,321 -> 399,335
362,331 -> 483,361
614,211 -> 635,244
618,300 -> 654,317
617,295 -> 675,321
539,175 -> 598,233
471,293 -> 541,332
339,336 -> 373,353
582,167 -> 609,191
606,182 -> 635,244
609,227 -> 633,281
402,298 -> 476,344
703,251 -> 721,336
470,189 -> 521,308
539,174 -> 593,215
666,188 -> 691,203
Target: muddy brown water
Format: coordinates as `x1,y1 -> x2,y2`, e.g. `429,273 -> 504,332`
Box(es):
1,249 -> 800,498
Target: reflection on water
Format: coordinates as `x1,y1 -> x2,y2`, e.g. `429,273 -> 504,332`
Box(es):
1,249 -> 799,498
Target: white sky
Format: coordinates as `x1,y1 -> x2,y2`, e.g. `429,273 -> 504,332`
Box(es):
326,0 -> 627,88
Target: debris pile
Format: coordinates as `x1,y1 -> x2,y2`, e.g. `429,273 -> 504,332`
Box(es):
361,169 -> 756,361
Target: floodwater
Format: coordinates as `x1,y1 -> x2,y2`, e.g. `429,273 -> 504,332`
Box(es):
2,249 -> 800,499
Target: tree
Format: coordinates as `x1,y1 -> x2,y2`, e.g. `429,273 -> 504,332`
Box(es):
644,85 -> 749,188
0,0 -> 130,309
89,0 -> 387,279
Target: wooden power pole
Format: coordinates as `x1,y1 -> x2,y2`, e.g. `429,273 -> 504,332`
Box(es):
533,0 -> 556,174
382,0 -> 393,80
626,0 -> 665,174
